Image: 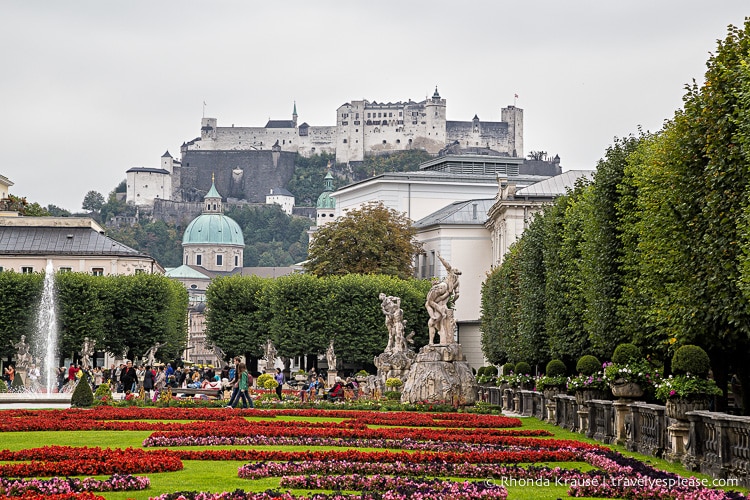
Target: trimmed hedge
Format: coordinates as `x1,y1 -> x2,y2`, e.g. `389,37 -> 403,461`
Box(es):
576,355 -> 601,376
672,345 -> 711,377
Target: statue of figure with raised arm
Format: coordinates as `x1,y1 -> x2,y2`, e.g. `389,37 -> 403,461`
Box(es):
425,253 -> 461,345
144,342 -> 163,367
80,337 -> 95,370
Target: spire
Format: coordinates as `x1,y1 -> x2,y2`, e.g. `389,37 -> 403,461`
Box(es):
292,101 -> 298,127
432,86 -> 441,100
204,173 -> 223,213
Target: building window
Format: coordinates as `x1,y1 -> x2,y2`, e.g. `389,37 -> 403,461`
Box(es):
343,139 -> 347,144
91,268 -> 104,276
0,267 -> 3,273
59,267 -> 72,273
216,254 -> 223,266
196,255 -> 202,266
382,140 -> 387,144
190,284 -> 197,289
135,269 -> 144,275
21,267 -> 33,274
185,255 -> 188,265
235,255 -> 239,266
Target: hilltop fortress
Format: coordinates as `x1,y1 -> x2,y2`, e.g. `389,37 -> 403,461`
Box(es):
127,88 -> 524,208
186,88 -> 522,164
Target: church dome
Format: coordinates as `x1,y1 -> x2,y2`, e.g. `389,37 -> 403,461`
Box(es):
316,171 -> 336,209
182,213 -> 244,246
316,191 -> 336,209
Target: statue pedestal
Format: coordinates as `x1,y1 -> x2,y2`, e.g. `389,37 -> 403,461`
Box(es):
374,349 -> 416,393
327,370 -> 338,387
400,344 -> 477,406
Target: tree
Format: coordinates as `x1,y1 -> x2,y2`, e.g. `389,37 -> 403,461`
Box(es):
544,182 -> 590,367
46,204 -> 71,217
305,202 -> 422,280
4,195 -> 50,216
581,135 -> 644,357
82,190 -> 105,213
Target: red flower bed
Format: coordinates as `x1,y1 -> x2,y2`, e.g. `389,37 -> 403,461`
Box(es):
0,446 -> 182,477
0,408 -> 523,432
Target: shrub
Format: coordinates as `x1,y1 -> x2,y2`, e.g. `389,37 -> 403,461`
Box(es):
514,362 -> 531,375
484,365 -> 498,376
0,379 -> 7,393
356,370 -> 369,377
262,378 -> 279,390
256,373 -> 274,389
502,363 -> 515,375
71,376 -> 94,407
672,345 -> 711,377
545,359 -> 566,377
612,343 -> 642,365
93,381 -> 113,403
385,377 -> 403,390
576,355 -> 601,376
476,366 -> 487,377
384,390 -> 402,400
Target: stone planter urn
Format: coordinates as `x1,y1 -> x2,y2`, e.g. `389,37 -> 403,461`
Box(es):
575,389 -> 609,406
665,398 -> 710,420
610,381 -> 644,399
543,386 -> 566,400
295,374 -> 308,382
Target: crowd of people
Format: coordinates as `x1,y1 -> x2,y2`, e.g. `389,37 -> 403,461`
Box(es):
3,356 -> 365,403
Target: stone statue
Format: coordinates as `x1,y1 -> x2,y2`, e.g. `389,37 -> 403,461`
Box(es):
378,293 -> 404,352
262,339 -> 277,371
79,337 -> 95,370
144,342 -> 163,367
400,254 -> 477,406
326,340 -> 337,371
12,335 -> 32,370
212,344 -> 226,363
425,253 -> 461,345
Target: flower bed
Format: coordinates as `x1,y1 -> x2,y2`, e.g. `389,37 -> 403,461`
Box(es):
0,474 -> 149,495
0,407 -> 745,499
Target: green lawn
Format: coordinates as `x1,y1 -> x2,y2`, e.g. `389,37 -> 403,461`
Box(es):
1,411 -> 746,500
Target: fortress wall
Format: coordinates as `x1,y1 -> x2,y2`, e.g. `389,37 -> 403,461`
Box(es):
178,150 -> 296,203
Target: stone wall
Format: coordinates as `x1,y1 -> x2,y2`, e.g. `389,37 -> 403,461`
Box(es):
176,150 -> 296,203
492,386 -> 750,488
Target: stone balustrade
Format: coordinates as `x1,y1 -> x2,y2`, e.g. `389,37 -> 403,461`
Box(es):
497,386 -> 750,487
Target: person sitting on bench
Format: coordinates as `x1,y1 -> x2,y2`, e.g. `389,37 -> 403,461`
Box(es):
325,377 -> 345,401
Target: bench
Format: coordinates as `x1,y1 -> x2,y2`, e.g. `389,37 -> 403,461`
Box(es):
174,387 -> 224,399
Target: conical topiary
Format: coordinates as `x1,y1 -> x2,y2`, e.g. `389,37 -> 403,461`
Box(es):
71,374 -> 94,407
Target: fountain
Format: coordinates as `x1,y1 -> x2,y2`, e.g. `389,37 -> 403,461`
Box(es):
0,260 -> 70,407
35,260 -> 59,394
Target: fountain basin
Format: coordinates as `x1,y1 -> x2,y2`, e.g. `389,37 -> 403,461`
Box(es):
0,392 -> 71,409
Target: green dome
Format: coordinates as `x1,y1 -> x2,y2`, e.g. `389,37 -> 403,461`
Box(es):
182,213 -> 245,246
316,191 -> 336,209
317,171 -> 336,209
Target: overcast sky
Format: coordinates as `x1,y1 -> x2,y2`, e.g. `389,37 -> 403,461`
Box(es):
2,2 -> 748,212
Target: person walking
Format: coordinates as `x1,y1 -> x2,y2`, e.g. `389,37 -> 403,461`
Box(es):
274,367 -> 284,400
229,362 -> 253,409
225,357 -> 242,408
143,365 -> 155,399
153,365 -> 166,401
